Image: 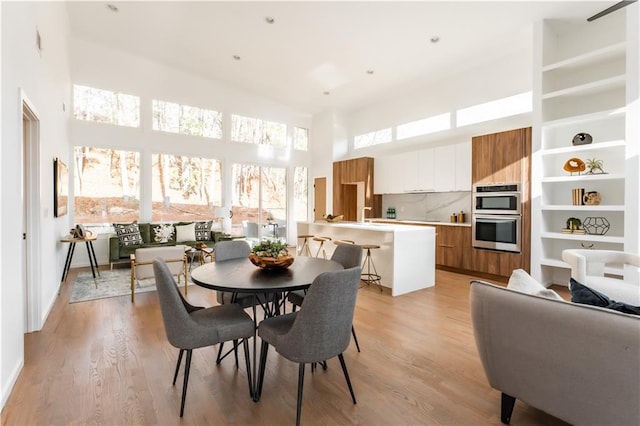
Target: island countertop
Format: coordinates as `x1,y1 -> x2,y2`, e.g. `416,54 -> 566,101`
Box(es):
297,221 -> 435,296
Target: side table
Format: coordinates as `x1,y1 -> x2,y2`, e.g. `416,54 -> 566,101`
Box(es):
60,233 -> 100,292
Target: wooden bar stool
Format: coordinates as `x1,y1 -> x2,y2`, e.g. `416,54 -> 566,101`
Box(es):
361,244 -> 382,292
297,234 -> 314,256
333,239 -> 355,245
313,236 -> 332,259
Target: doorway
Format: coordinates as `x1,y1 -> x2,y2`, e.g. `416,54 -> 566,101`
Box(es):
313,177 -> 326,221
22,92 -> 42,332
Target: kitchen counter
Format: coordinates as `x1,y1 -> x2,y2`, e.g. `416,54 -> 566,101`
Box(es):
369,218 -> 472,228
297,221 -> 435,296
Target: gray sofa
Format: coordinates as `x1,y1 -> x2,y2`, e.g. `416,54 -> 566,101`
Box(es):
469,280 -> 640,426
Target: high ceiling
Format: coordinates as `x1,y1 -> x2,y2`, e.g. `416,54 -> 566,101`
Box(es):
66,1 -> 613,114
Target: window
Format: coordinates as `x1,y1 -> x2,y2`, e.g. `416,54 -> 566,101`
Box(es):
293,167 -> 308,222
354,128 -> 392,149
456,91 -> 532,127
73,147 -> 140,224
151,154 -> 222,222
231,114 -> 287,148
152,100 -> 223,139
397,113 -> 451,140
293,127 -> 309,151
73,84 -> 140,127
231,163 -> 287,241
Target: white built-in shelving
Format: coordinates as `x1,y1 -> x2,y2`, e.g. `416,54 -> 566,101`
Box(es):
532,12 -> 634,285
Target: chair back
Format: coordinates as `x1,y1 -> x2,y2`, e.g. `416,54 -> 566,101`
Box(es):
153,259 -> 205,349
331,244 -> 363,269
215,240 -> 251,262
278,266 -> 361,363
135,245 -> 186,279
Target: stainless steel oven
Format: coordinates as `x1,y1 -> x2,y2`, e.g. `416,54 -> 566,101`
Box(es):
472,183 -> 522,253
473,183 -> 521,214
472,214 -> 521,253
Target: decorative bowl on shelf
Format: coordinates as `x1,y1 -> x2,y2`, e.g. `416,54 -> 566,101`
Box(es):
324,214 -> 344,222
248,253 -> 294,269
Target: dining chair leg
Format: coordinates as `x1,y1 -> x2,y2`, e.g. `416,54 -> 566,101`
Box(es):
296,363 -> 306,426
242,338 -> 253,399
180,349 -> 193,417
233,339 -> 239,368
351,326 -> 361,352
173,349 -> 184,385
338,353 -> 357,404
216,342 -> 225,365
257,340 -> 270,400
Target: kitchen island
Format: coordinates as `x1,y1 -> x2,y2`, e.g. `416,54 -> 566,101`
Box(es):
297,221 -> 435,296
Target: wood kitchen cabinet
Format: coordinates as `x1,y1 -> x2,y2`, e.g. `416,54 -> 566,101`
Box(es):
435,225 -> 472,270
333,157 -> 381,221
472,127 -> 531,185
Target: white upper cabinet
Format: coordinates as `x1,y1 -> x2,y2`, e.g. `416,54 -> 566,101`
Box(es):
373,141 -> 471,194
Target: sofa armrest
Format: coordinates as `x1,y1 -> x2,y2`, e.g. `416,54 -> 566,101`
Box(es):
469,280 -> 640,426
109,236 -> 121,262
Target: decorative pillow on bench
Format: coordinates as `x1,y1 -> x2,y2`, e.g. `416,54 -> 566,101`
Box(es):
195,221 -> 213,241
152,223 -> 175,243
113,222 -> 143,247
569,278 -> 640,315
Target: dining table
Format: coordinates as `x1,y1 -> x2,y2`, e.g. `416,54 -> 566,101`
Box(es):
190,255 -> 343,401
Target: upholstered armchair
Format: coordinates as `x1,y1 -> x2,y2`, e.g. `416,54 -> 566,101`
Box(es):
562,249 -> 640,305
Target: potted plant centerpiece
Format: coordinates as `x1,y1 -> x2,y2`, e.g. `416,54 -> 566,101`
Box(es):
248,240 -> 294,269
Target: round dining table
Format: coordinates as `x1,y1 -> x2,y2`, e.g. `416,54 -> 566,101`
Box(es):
190,256 -> 343,400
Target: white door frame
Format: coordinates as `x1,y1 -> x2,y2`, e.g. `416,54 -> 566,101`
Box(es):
21,89 -> 42,332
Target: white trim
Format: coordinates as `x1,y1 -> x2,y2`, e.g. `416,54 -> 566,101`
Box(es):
20,89 -> 43,332
0,359 -> 24,409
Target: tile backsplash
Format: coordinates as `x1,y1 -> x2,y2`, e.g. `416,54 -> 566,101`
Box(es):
382,192 -> 472,223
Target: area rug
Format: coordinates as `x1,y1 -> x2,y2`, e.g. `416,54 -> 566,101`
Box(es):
70,269 -> 161,303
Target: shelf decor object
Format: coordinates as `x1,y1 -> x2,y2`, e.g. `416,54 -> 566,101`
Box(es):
583,191 -> 602,205
562,217 -> 585,234
572,132 -> 593,146
585,158 -> 606,174
583,217 -> 610,235
563,158 -> 586,175
572,188 -> 585,205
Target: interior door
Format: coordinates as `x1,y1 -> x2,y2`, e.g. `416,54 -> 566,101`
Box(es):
313,177 -> 326,221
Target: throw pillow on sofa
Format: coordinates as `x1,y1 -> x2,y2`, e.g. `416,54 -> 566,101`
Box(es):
152,223 -> 175,243
113,222 -> 143,247
176,222 -> 196,242
507,269 -> 564,300
570,278 -> 640,315
195,221 -> 213,241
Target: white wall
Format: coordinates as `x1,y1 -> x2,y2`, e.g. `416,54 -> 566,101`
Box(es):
343,47 -> 534,158
1,1 -> 71,408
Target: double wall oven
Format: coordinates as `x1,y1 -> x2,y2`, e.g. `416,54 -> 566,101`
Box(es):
472,183 -> 521,253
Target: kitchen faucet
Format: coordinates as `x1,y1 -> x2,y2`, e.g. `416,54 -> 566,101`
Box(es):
361,206 -> 372,223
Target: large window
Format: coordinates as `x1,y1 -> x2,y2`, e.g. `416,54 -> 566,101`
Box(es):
231,114 -> 287,148
293,167 -> 308,221
73,85 -> 140,127
152,100 -> 223,139
354,128 -> 392,149
456,91 -> 532,127
231,164 -> 287,242
73,147 -> 140,223
396,113 -> 451,140
293,127 -> 309,151
151,154 -> 222,222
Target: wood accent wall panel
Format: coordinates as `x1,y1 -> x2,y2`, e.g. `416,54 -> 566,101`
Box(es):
333,157 -> 380,221
471,127 -> 531,275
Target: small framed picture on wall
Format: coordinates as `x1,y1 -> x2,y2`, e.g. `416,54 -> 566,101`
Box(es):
54,157 -> 68,217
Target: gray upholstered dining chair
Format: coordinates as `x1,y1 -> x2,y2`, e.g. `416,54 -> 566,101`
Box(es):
153,258 -> 254,417
287,243 -> 363,352
256,266 -> 361,426
214,240 -> 276,364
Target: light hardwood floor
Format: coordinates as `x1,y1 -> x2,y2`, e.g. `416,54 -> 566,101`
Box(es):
2,267 -> 570,425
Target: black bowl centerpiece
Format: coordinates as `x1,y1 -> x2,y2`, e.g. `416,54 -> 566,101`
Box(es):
248,240 -> 294,269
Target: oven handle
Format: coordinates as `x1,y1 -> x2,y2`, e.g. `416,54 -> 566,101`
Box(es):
473,214 -> 522,220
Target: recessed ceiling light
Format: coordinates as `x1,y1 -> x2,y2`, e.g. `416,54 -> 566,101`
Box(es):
265,16 -> 275,24
323,91 -> 330,95
106,4 -> 119,12
233,55 -> 241,60
366,70 -> 374,75
430,36 -> 440,43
